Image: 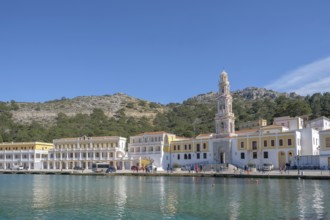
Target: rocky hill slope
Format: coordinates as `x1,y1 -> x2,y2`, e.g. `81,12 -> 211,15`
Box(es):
187,87 -> 301,105
5,87 -> 301,125
9,93 -> 166,125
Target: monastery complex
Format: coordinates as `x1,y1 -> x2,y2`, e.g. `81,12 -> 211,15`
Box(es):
1,71 -> 330,171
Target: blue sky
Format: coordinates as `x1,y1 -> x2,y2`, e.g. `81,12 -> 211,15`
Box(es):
1,1 -> 330,104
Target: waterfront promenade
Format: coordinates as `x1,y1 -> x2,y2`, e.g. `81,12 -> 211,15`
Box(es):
1,168 -> 330,180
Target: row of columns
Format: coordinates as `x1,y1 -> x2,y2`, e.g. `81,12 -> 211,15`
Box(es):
51,151 -> 117,161
44,160 -> 134,170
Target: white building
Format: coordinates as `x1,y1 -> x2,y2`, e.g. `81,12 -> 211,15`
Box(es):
273,116 -> 304,131
45,135 -> 128,170
306,116 -> 330,131
299,128 -> 320,155
215,70 -> 236,138
211,70 -> 237,167
128,131 -> 176,170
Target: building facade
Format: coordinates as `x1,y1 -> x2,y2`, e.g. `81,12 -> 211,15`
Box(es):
306,116 -> 330,131
44,136 -> 127,170
239,119 -> 267,130
0,142 -> 53,170
128,131 -> 176,170
233,125 -> 301,169
167,134 -> 213,169
215,70 -> 235,138
212,70 -> 236,165
319,129 -> 330,169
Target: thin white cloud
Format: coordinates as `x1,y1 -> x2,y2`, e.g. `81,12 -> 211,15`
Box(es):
266,56 -> 330,95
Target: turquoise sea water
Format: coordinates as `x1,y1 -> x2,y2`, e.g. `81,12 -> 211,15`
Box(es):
0,174 -> 329,219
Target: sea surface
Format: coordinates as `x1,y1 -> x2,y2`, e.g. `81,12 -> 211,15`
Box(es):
0,174 -> 329,219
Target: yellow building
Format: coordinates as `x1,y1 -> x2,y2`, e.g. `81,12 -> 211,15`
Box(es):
233,125 -> 301,169
168,134 -> 212,168
0,142 -> 53,170
319,129 -> 330,168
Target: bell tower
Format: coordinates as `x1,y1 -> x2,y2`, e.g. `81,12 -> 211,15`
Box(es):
215,70 -> 235,137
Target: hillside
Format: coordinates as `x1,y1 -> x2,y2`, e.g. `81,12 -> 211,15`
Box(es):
187,87 -> 301,105
9,93 -> 167,125
0,87 -> 329,142
7,87 -> 301,125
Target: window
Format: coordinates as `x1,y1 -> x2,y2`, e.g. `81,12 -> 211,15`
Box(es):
197,153 -> 200,159
203,153 -> 207,159
184,145 -> 187,150
240,142 -> 244,148
177,154 -> 180,160
174,145 -> 176,151
263,152 -> 268,159
196,144 -> 200,152
252,141 -> 257,150
188,154 -> 191,159
264,140 -> 267,147
279,139 -> 283,146
189,144 -> 191,150
203,143 -> 206,149
253,152 -> 257,159
240,152 -> 245,159
178,145 -> 180,150
288,139 -> 292,146
271,140 -> 275,147
326,137 -> 330,148
184,154 -> 187,159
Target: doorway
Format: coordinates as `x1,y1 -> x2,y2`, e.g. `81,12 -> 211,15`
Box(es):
220,152 -> 225,164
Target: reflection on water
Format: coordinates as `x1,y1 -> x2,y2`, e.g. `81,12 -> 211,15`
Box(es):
312,181 -> 325,219
113,177 -> 128,218
0,175 -> 329,219
32,175 -> 50,209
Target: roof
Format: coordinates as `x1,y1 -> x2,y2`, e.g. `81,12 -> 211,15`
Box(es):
235,128 -> 259,135
320,129 -> 330,133
134,131 -> 174,136
54,136 -> 122,141
0,142 -> 53,146
307,116 -> 330,123
261,125 -> 286,130
195,133 -> 213,139
173,136 -> 193,141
